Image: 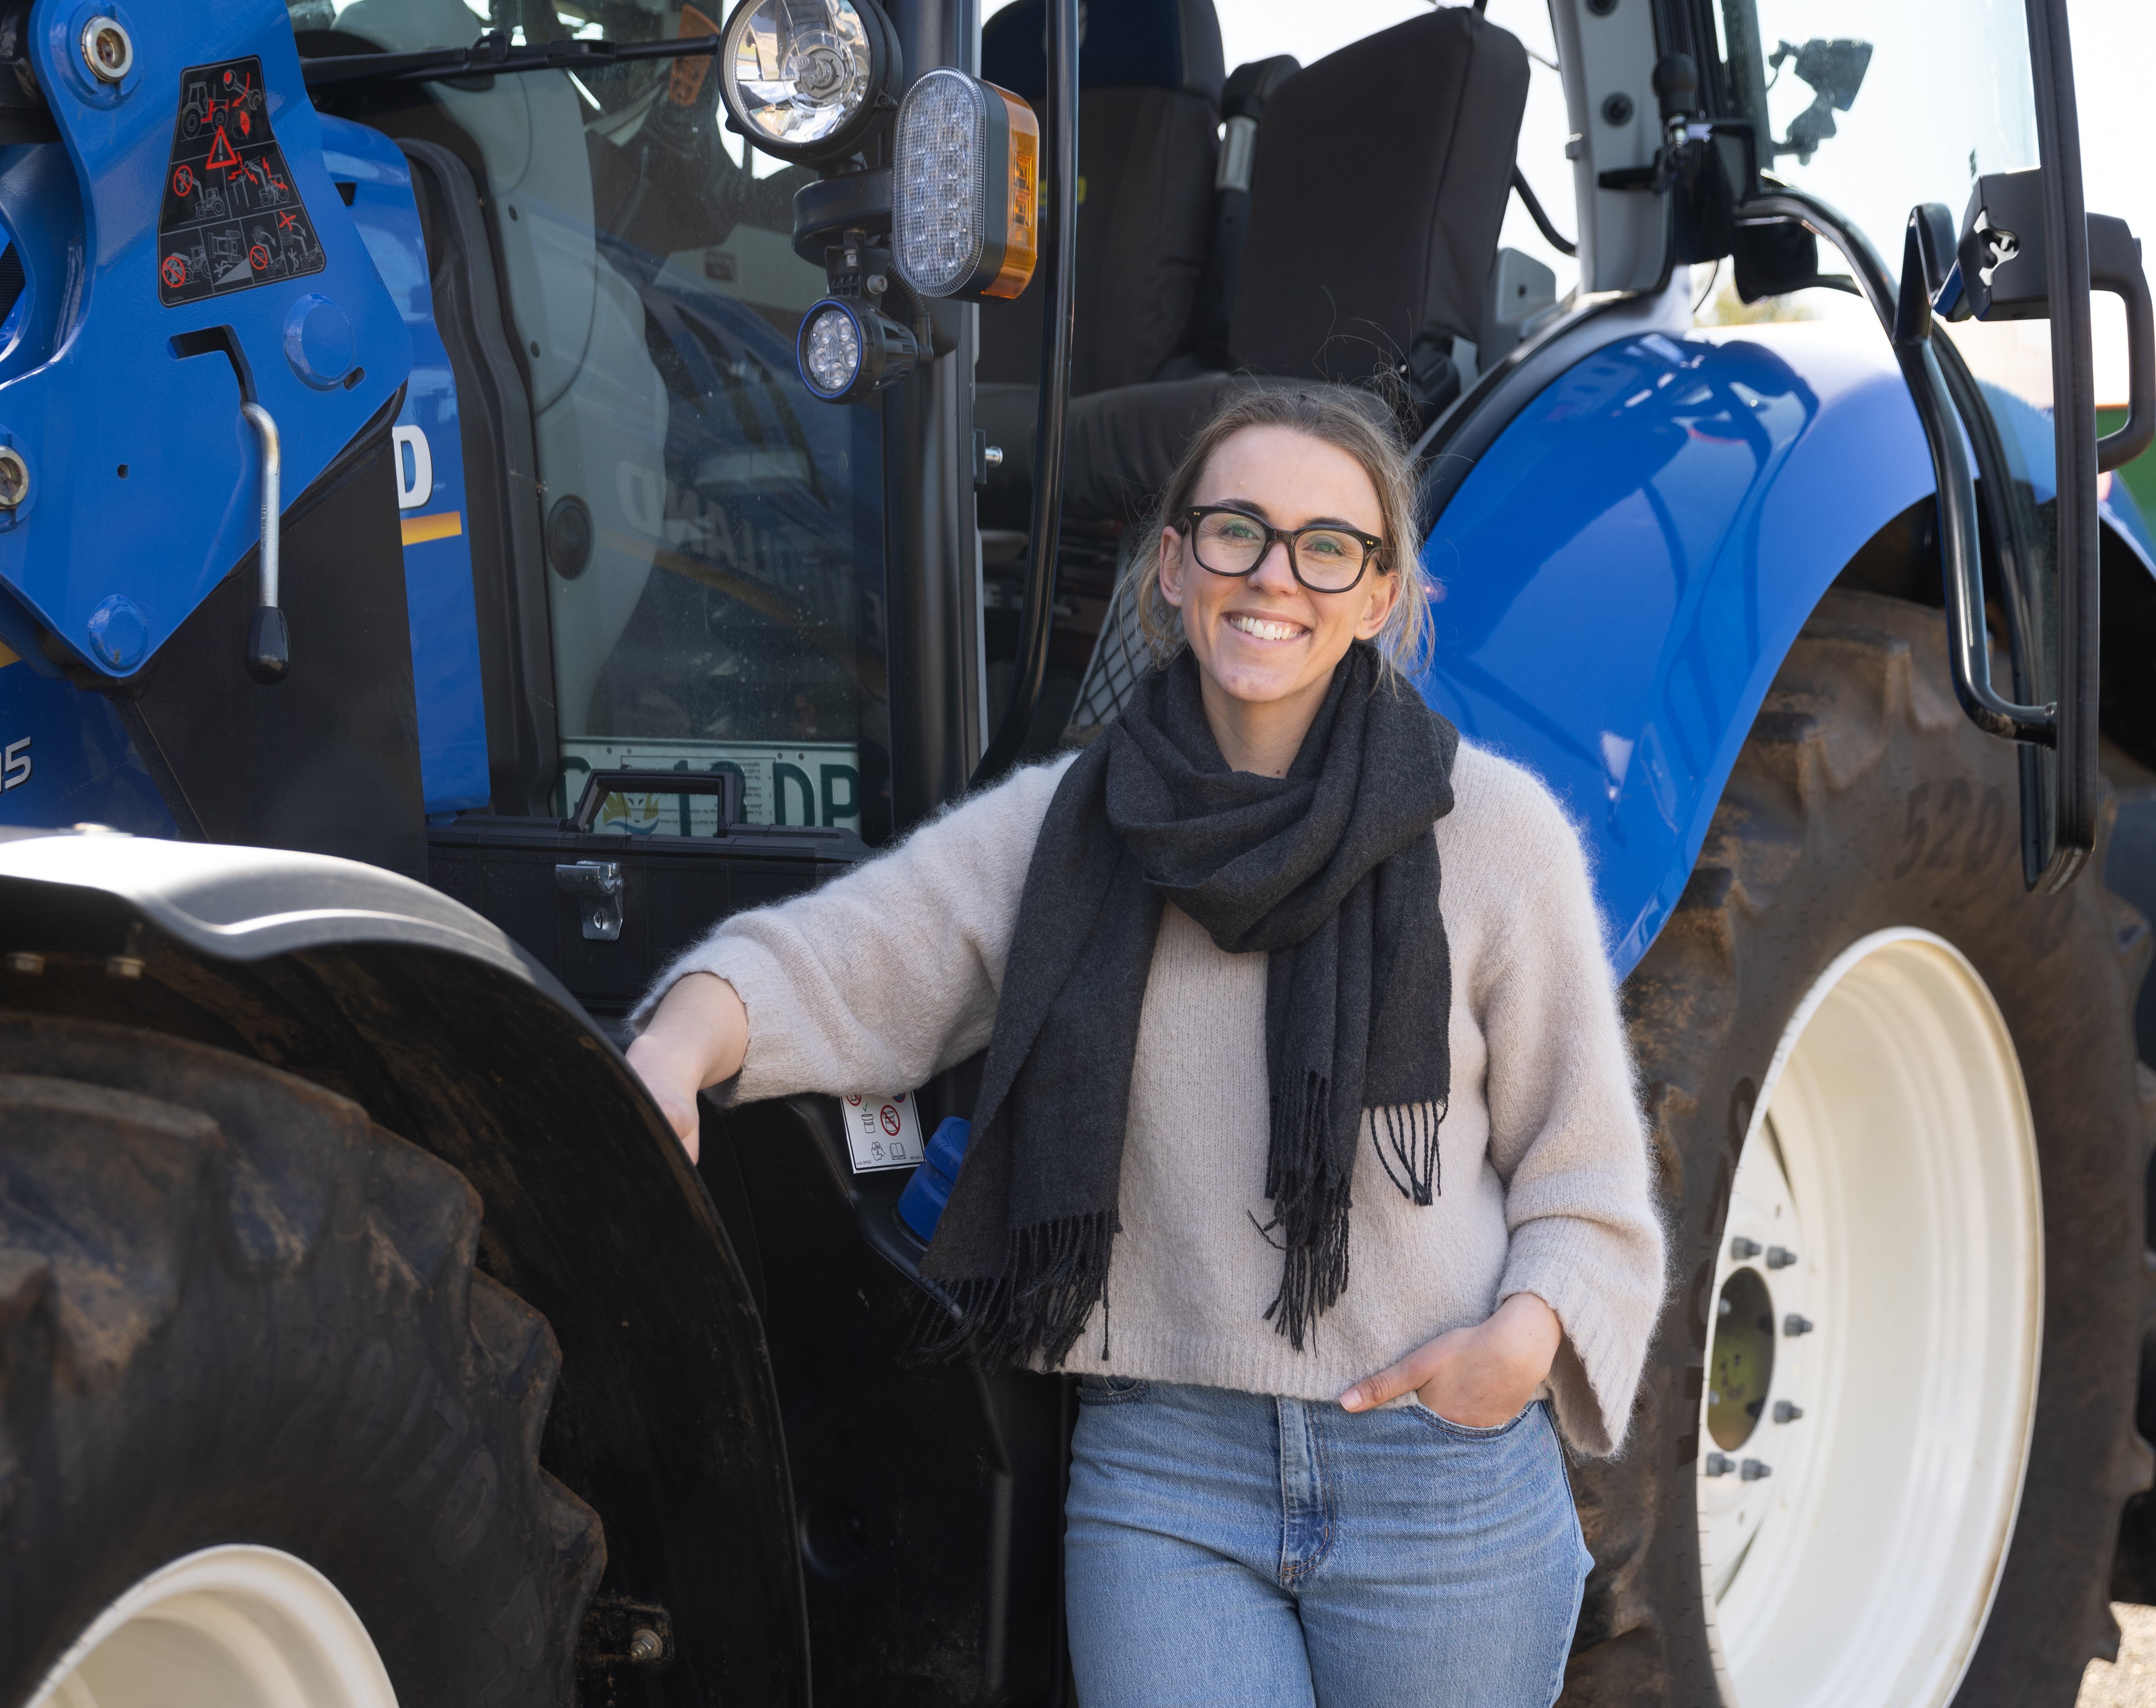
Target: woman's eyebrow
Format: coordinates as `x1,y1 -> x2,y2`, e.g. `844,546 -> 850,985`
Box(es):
1207,498 -> 1375,533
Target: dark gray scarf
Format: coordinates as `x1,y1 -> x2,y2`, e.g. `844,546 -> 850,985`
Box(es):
919,642 -> 1460,1364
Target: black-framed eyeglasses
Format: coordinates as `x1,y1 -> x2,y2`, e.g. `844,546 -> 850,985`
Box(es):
1180,506 -> 1387,593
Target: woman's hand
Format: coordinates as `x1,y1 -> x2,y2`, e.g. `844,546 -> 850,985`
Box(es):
623,972 -> 750,1164
1337,1293 -> 1562,1428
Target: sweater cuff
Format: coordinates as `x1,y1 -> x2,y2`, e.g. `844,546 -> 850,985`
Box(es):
627,932 -> 817,1108
1500,1216 -> 1658,1458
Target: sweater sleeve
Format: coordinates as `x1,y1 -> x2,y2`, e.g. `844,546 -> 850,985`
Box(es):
627,753 -> 1077,1105
1471,763 -> 1667,1458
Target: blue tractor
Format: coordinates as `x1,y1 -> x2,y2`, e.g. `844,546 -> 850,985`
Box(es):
0,0 -> 2151,1704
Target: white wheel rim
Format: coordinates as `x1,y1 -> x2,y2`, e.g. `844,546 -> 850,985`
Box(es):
26,1545 -> 398,1708
1698,929 -> 2042,1708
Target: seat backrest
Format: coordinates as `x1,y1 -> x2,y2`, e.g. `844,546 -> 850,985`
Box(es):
1228,9 -> 1529,384
976,0 -> 1224,395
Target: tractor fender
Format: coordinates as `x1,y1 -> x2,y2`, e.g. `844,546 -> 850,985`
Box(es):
1417,319 -> 1948,975
0,828 -> 809,1701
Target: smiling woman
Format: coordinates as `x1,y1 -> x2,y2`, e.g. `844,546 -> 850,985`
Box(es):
627,383 -> 1664,1708
1126,389 -> 1433,775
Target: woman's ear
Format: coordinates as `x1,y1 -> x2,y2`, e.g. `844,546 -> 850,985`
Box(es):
1158,528 -> 1187,610
1356,566 -> 1403,640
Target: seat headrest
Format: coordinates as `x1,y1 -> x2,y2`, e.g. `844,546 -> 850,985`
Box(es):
981,0 -> 1224,106
1228,7 -> 1530,382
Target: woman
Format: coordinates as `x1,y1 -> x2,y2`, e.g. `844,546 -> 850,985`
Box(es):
628,389 -> 1665,1707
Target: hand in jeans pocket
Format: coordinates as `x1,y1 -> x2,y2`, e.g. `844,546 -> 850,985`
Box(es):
1336,1292 -> 1563,1427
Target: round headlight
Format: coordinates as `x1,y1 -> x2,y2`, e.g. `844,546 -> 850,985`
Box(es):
892,69 -> 1039,302
802,302 -> 864,393
796,298 -> 919,404
718,0 -> 900,165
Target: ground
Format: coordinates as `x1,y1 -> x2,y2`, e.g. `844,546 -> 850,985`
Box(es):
2083,1607 -> 2156,1706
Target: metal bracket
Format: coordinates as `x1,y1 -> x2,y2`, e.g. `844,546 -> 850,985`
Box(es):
555,860 -> 623,940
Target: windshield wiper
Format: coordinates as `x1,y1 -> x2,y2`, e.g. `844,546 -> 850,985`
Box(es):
299,30 -> 719,91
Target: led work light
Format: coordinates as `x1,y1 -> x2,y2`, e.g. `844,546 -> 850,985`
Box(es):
891,68 -> 1039,301
795,296 -> 919,403
717,0 -> 900,165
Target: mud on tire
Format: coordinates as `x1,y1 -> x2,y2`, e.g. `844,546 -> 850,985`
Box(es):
0,1013 -> 605,1705
1560,590 -> 2156,1706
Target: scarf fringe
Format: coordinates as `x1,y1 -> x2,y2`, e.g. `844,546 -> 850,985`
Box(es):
1374,1099 -> 1445,1206
910,1210 -> 1118,1369
1260,1069 -> 1354,1350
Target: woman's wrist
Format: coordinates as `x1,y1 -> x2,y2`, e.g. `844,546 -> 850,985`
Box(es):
638,971 -> 750,1090
1484,1292 -> 1562,1386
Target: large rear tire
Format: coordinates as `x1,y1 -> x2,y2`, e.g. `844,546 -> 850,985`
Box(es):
0,1014 -> 606,1708
1562,591 -> 2155,1706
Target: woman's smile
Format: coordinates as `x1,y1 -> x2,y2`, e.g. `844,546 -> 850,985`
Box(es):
1224,610 -> 1310,644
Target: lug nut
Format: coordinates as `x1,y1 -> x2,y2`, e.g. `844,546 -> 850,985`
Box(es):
1703,1451 -> 1735,1477
5,951 -> 41,974
105,955 -> 143,979
1729,1236 -> 1761,1259
1766,1245 -> 1798,1269
1740,1458 -> 1773,1481
628,1626 -> 664,1666
1773,1400 -> 1804,1423
1783,1314 -> 1813,1337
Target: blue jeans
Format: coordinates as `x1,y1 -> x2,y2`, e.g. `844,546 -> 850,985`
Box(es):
1064,1378 -> 1592,1708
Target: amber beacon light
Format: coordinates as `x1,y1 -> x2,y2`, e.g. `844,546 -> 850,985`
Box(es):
892,68 -> 1039,301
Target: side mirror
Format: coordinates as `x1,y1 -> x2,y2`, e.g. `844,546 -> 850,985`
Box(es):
1950,169 -> 2154,472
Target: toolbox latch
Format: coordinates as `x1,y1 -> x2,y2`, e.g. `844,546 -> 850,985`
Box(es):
555,860 -> 624,940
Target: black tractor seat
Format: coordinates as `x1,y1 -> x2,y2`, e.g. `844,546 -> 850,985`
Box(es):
977,0 -> 1225,398
979,5 -> 1530,527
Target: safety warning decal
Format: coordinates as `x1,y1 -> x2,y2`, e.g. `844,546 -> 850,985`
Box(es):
157,56 -> 325,307
842,1091 -> 925,1174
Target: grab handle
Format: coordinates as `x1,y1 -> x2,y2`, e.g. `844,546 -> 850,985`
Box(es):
240,401 -> 287,685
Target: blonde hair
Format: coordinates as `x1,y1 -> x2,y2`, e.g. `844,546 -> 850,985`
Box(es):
1119,386 -> 1433,680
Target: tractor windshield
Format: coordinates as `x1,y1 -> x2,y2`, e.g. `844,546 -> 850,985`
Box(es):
1722,4 -> 2040,254
301,0 -> 887,840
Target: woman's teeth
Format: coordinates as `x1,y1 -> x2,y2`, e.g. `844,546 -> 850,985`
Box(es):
1227,613 -> 1305,642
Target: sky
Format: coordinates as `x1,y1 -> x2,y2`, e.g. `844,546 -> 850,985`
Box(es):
984,0 -> 2154,401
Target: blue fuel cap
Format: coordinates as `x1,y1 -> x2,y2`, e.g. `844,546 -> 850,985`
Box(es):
897,1116 -> 972,1243
284,294 -> 355,390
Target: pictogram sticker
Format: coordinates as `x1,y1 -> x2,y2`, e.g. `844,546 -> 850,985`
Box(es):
157,55 -> 324,307
842,1090 -> 925,1172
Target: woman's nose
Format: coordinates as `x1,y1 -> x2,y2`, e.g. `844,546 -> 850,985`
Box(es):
1249,539 -> 1298,593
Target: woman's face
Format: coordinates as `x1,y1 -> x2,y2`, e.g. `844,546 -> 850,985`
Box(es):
1158,425 -> 1401,713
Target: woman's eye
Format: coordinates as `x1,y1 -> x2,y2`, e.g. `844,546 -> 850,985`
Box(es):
1218,521 -> 1261,542
1305,535 -> 1347,558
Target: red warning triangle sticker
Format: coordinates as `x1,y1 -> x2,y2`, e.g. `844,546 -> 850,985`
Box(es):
204,125 -> 240,172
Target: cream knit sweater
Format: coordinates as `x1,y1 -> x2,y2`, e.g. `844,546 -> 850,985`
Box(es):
633,741 -> 1665,1456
